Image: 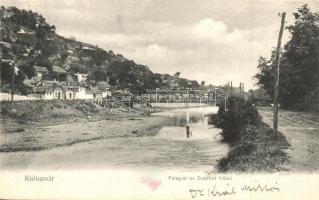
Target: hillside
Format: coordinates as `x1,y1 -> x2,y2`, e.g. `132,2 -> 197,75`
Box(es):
0,6 -> 200,94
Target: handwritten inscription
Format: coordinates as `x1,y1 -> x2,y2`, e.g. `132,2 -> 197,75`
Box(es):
189,182 -> 279,198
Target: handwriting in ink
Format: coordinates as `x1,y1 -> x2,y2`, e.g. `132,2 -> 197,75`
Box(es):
241,182 -> 280,192
189,182 -> 280,198
189,189 -> 205,199
208,184 -> 236,197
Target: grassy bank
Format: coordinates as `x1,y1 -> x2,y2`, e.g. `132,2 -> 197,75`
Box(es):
0,100 -> 174,152
0,115 -> 173,152
0,100 -> 149,122
210,97 -> 290,172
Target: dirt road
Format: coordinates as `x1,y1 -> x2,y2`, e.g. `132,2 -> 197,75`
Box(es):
258,107 -> 319,172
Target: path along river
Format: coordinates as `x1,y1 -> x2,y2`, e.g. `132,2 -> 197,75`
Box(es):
0,106 -> 229,172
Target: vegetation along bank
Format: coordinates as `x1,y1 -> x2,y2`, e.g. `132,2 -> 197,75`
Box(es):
209,97 -> 290,172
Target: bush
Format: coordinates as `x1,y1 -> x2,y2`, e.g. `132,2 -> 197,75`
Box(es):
211,97 -> 261,142
210,97 -> 289,172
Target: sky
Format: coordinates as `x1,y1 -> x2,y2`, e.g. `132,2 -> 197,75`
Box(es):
2,0 -> 319,89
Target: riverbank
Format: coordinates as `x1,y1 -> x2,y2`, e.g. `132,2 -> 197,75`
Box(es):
0,100 -> 151,124
217,122 -> 290,172
210,97 -> 290,173
0,114 -> 174,152
0,106 -> 227,171
0,100 -> 174,152
258,107 -> 319,172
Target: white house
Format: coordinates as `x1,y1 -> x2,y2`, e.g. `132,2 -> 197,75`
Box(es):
17,28 -> 26,34
30,85 -> 63,100
74,86 -> 94,99
61,85 -> 94,100
74,73 -> 88,83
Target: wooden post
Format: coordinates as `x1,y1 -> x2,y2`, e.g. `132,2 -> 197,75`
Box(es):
273,12 -> 286,135
214,88 -> 217,107
10,63 -> 15,106
242,83 -> 244,99
224,97 -> 227,111
230,81 -> 233,97
239,82 -> 242,98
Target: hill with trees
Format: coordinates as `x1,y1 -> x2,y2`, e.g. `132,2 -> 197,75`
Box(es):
0,6 -> 200,95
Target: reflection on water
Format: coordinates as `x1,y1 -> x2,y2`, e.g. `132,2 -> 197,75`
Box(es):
153,107 -> 218,126
153,106 -> 222,140
150,106 -> 229,171
153,107 -> 219,141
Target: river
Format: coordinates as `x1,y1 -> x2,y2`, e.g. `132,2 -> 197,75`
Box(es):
0,106 -> 228,172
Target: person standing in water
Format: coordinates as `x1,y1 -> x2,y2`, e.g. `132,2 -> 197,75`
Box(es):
186,125 -> 192,138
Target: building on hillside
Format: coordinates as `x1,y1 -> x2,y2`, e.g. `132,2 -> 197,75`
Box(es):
69,56 -> 80,62
62,85 -> 94,100
160,74 -> 179,89
74,73 -> 88,83
112,88 -> 132,101
82,45 -> 96,50
3,9 -> 14,18
61,86 -> 74,99
168,77 -> 179,89
51,65 -> 67,81
33,65 -> 49,80
144,89 -> 178,102
0,41 -> 12,49
29,83 -> 94,100
17,28 -> 35,35
17,28 -> 26,34
75,86 -> 93,99
92,81 -> 111,99
29,84 -> 63,100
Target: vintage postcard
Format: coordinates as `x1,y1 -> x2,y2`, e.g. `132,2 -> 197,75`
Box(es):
0,0 -> 318,199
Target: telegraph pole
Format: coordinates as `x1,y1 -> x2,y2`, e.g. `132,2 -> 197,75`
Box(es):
230,81 -> 233,97
239,82 -> 242,98
273,12 -> 286,135
242,82 -> 245,99
10,62 -> 16,106
214,88 -> 217,107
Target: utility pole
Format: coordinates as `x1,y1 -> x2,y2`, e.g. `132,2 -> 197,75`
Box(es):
242,83 -> 244,99
273,12 -> 286,135
214,88 -> 217,107
155,88 -> 159,111
10,62 -> 16,106
230,81 -> 233,97
224,97 -> 227,111
239,82 -> 242,98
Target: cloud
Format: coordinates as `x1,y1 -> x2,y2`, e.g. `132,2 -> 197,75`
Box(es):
3,0 -> 314,89
57,16 -> 289,89
193,18 -> 228,38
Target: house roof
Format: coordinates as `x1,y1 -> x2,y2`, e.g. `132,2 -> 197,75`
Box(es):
61,85 -> 84,91
32,85 -> 59,93
96,81 -> 110,87
34,66 -> 49,73
52,65 -> 67,73
18,28 -> 26,34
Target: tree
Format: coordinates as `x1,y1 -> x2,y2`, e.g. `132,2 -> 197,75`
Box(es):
255,4 -> 319,111
254,56 -> 275,100
281,4 -> 319,110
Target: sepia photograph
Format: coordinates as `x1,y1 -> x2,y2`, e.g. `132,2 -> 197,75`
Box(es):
0,0 -> 319,199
